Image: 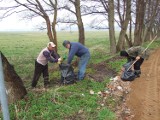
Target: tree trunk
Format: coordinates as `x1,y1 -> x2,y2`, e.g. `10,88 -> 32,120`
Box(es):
108,0 -> 116,54
143,0 -> 159,42
125,34 -> 132,47
134,0 -> 145,46
45,16 -> 57,51
116,0 -> 131,51
1,52 -> 27,103
128,17 -> 133,47
52,0 -> 58,51
78,22 -> 85,45
74,0 -> 85,45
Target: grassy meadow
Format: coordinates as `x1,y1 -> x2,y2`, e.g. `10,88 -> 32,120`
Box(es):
0,31 -> 114,87
1,31 -> 160,120
0,31 -> 118,120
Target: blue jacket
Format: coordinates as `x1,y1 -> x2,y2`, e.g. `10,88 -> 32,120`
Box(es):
67,42 -> 89,64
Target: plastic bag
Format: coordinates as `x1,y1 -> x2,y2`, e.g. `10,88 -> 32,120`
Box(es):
59,63 -> 76,84
121,62 -> 136,81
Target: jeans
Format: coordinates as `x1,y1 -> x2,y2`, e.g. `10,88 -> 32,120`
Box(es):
78,52 -> 90,80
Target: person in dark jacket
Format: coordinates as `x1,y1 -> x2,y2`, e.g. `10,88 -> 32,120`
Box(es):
63,40 -> 90,80
120,46 -> 149,77
32,42 -> 60,88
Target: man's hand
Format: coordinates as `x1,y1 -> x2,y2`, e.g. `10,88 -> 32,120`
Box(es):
58,57 -> 63,64
136,56 -> 140,60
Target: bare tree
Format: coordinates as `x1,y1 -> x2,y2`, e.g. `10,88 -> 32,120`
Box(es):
154,5 -> 160,37
0,0 -> 58,51
72,0 -> 85,44
143,0 -> 160,42
107,0 -> 116,54
116,0 -> 131,51
82,0 -> 108,29
51,0 -> 58,49
133,0 -> 146,45
80,0 -> 132,52
58,0 -> 85,44
80,0 -> 117,53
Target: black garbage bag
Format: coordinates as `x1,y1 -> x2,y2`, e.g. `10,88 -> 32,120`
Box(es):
121,62 -> 136,81
59,63 -> 76,84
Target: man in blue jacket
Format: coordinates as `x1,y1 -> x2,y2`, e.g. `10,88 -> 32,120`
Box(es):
63,40 -> 90,80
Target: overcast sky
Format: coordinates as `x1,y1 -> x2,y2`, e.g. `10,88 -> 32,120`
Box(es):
0,14 -> 40,31
0,1 -> 106,32
0,15 -> 95,32
0,0 -> 111,32
0,15 -> 90,31
0,3 -> 98,31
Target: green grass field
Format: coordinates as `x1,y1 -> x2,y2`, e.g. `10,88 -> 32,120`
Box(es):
1,31 -> 160,120
0,31 -> 110,79
0,31 -> 117,120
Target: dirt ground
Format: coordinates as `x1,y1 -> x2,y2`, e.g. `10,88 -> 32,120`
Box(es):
89,48 -> 160,120
126,48 -> 160,120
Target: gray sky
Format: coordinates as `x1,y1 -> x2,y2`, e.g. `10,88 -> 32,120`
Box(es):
0,14 -> 93,31
0,0 -> 109,31
0,14 -> 38,31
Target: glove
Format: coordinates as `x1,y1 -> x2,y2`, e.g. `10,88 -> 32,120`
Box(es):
63,54 -> 67,60
58,57 -> 63,64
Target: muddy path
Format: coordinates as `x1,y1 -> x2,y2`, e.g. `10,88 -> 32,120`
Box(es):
126,48 -> 160,120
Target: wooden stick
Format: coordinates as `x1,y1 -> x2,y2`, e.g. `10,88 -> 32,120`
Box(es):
127,35 -> 157,71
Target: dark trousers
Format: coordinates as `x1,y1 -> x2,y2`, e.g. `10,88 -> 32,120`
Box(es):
134,58 -> 144,70
31,60 -> 49,87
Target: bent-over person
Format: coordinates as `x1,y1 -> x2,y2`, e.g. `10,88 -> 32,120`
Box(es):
32,42 -> 60,88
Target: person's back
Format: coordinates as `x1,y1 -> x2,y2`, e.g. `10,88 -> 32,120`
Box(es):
63,40 -> 90,80
120,46 -> 148,78
127,46 -> 149,59
68,42 -> 89,64
70,42 -> 88,56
